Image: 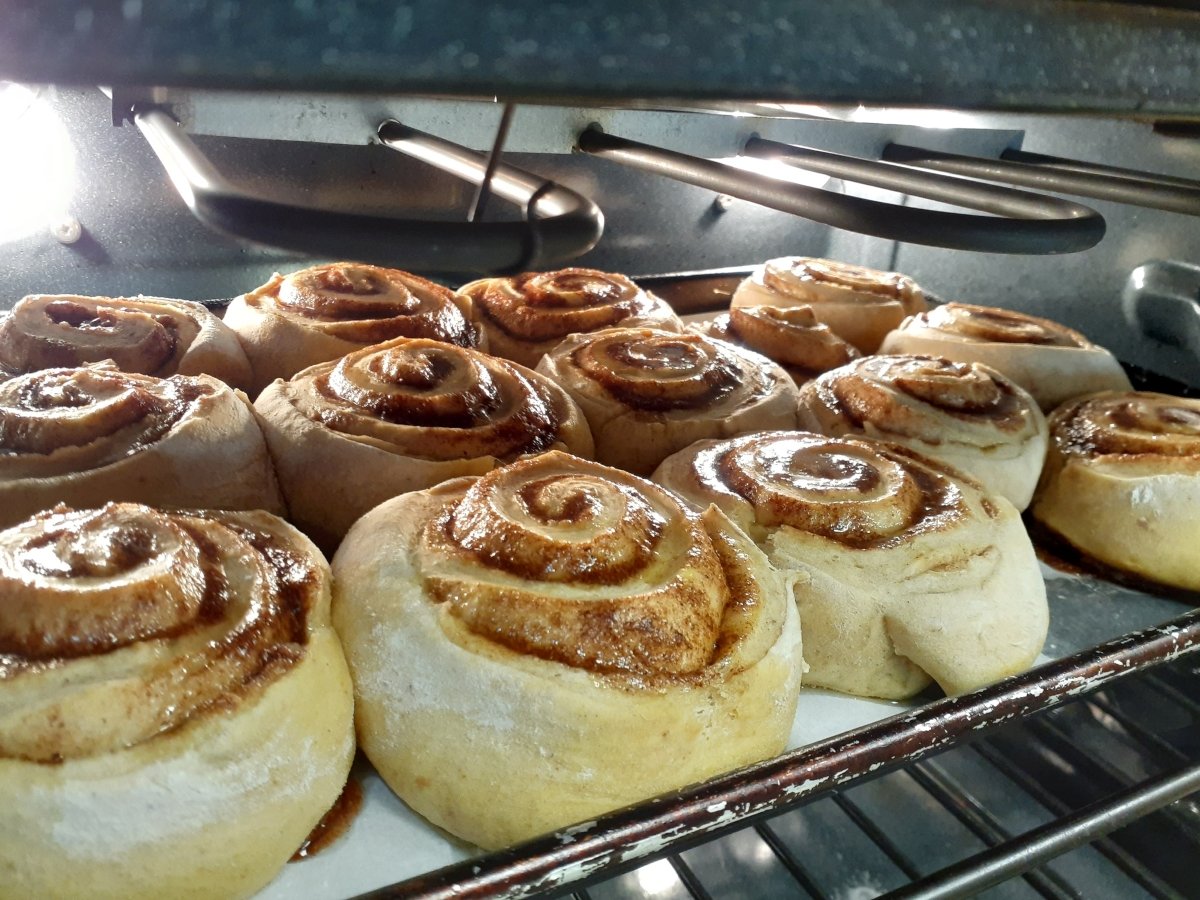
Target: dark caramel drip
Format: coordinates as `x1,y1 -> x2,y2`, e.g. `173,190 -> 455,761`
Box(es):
291,777 -> 364,861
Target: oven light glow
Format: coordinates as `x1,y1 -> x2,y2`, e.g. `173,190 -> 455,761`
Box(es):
633,858 -> 680,895
719,155 -> 832,189
0,83 -> 76,244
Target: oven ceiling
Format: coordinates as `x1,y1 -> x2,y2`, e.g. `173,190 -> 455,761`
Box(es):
5,1 -> 1200,117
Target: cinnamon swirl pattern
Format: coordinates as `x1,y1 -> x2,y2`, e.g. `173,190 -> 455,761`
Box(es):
879,303 -> 1132,411
0,293 -> 252,389
536,327 -> 800,475
224,262 -> 483,394
0,365 -> 284,528
255,337 -> 593,550
332,450 -> 802,849
458,267 -> 682,367
731,257 -> 928,354
1032,391 -> 1200,590
654,432 -> 1048,699
0,503 -> 354,900
797,355 -> 1049,510
693,306 -> 860,385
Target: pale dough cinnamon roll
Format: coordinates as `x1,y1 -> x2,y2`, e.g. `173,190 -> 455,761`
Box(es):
654,432 -> 1048,699
0,293 -> 252,389
224,262 -> 483,394
1031,391 -> 1200,590
332,450 -> 802,850
0,365 -> 284,528
797,355 -> 1048,510
879,303 -> 1132,412
693,306 -> 860,385
0,503 -> 355,900
255,337 -> 593,550
731,257 -> 928,354
458,267 -> 682,368
536,327 -> 801,475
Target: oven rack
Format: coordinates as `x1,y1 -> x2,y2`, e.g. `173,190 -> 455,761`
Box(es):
550,653 -> 1200,900
115,93 -> 1200,271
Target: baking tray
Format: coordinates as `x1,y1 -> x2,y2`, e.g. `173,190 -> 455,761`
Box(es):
253,269 -> 1200,900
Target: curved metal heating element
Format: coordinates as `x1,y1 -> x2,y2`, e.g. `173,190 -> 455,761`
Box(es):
884,144 -> 1200,217
132,106 -> 603,273
577,128 -> 1105,255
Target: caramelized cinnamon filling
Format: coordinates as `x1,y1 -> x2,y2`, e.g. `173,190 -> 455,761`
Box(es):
0,294 -> 196,375
0,368 -> 212,473
719,307 -> 858,374
0,504 -> 316,762
417,453 -> 754,682
468,268 -> 655,341
920,303 -> 1088,347
294,338 -> 563,460
248,263 -> 479,347
812,356 -> 1031,440
1054,392 -> 1200,458
572,331 -> 745,412
763,257 -> 924,307
700,432 -> 967,549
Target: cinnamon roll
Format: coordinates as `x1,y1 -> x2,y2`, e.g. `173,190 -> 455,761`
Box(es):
0,293 -> 252,389
1031,391 -> 1200,590
654,432 -> 1048,699
693,306 -> 860,385
536,327 -> 801,475
797,355 -> 1048,510
731,257 -> 928,354
457,267 -> 682,368
0,503 -> 355,900
224,262 -> 483,394
0,365 -> 284,529
255,337 -> 593,550
332,450 -> 802,850
879,303 -> 1132,412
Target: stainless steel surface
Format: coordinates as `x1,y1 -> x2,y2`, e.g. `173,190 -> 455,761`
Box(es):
578,128 -> 1104,255
1123,261 -> 1200,365
132,104 -> 602,274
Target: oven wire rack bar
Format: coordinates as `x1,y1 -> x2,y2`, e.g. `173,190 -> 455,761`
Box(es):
359,607 -> 1200,899
577,128 -> 1105,256
125,102 -> 604,273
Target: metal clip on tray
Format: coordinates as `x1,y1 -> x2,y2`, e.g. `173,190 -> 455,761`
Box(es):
577,128 -> 1107,256
126,104 -> 604,273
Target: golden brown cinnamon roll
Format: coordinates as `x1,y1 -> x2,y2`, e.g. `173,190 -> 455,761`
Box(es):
731,257 -> 927,354
694,306 -> 860,385
879,303 -> 1131,411
457,267 -> 683,368
0,293 -> 252,389
654,432 -> 1048,699
797,355 -> 1048,510
0,365 -> 284,528
255,337 -> 592,550
332,450 -> 802,849
536,327 -> 801,475
0,503 -> 354,900
224,262 -> 483,394
1031,391 -> 1200,590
